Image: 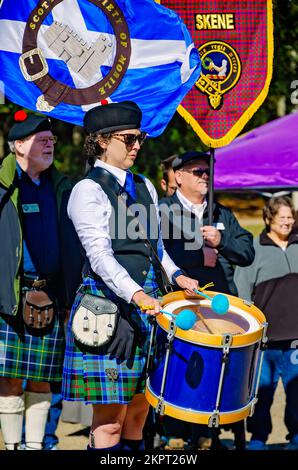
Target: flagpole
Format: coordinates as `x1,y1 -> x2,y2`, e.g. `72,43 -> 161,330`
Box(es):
208,147 -> 215,225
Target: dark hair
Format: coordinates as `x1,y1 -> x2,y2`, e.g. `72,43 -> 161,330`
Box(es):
161,155 -> 177,182
84,132 -> 112,166
263,196 -> 295,231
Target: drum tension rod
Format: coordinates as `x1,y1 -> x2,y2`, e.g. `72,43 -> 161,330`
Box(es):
156,320 -> 176,416
250,322 -> 268,417
145,318 -> 157,377
208,333 -> 233,428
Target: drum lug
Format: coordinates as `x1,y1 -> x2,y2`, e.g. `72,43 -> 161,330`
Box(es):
167,319 -> 176,343
249,397 -> 258,417
261,322 -> 268,349
156,397 -> 165,416
208,412 -> 220,428
222,333 -> 233,353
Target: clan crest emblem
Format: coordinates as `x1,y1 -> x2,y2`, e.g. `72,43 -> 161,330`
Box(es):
196,41 -> 241,110
18,0 -> 131,112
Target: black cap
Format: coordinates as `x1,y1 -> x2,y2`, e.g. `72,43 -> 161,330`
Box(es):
8,114 -> 52,141
84,101 -> 142,134
172,151 -> 210,171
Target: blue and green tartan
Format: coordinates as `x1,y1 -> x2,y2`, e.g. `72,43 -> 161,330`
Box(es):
0,310 -> 65,382
62,265 -> 161,404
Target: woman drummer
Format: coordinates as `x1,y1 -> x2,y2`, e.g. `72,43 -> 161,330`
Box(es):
62,101 -> 198,451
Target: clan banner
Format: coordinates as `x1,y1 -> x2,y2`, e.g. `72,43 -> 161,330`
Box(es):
158,1 -> 274,147
0,0 -> 201,136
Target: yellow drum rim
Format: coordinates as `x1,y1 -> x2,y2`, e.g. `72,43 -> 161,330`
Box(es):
159,290 -> 267,347
145,385 -> 252,425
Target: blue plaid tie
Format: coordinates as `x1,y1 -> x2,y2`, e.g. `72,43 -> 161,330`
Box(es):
124,171 -> 137,200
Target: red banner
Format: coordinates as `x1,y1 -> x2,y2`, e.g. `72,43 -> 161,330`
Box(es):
158,1 -> 273,147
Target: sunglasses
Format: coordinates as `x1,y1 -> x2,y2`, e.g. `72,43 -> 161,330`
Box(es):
112,132 -> 147,149
184,167 -> 210,177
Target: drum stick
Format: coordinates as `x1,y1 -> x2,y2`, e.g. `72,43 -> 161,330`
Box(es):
195,307 -> 217,335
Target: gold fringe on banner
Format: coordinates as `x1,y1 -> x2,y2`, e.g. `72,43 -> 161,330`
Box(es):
156,1 -> 274,148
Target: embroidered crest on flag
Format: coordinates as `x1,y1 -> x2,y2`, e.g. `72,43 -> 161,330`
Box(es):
0,0 -> 202,136
197,40 -> 241,110
19,0 -> 130,112
158,1 -> 274,147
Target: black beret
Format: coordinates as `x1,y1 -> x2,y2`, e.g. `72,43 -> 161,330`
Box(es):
172,151 -> 210,171
8,114 -> 52,141
84,101 -> 142,134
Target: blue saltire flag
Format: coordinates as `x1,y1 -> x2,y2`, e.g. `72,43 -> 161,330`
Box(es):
0,0 -> 201,136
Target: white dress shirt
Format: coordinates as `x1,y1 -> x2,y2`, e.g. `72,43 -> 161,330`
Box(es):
67,159 -> 179,303
176,189 -> 207,223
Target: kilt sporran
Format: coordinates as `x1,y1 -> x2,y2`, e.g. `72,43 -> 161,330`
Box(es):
71,293 -> 119,348
22,289 -> 54,329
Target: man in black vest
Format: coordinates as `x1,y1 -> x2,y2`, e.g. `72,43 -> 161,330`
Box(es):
62,101 -> 199,451
159,151 -> 255,449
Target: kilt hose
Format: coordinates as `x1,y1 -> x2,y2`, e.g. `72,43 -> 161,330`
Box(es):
62,266 -> 161,404
0,307 -> 65,382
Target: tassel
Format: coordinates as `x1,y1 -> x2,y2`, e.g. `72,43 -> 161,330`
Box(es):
106,323 -> 113,337
83,315 -> 89,331
45,307 -> 49,324
200,282 -> 215,291
37,309 -> 42,327
93,330 -> 99,346
29,306 -> 34,326
107,315 -> 113,337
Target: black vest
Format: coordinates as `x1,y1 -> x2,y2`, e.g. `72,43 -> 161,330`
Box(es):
85,166 -> 160,287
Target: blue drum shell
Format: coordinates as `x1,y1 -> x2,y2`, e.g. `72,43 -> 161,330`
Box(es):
149,326 -> 260,413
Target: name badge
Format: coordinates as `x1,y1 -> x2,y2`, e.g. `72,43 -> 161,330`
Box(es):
213,222 -> 225,230
22,203 -> 40,213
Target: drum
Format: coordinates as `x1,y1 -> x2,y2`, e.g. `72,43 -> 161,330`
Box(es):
145,290 -> 268,427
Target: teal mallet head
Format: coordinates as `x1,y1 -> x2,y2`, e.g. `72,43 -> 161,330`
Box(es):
160,308 -> 197,330
210,294 -> 229,315
194,289 -> 229,315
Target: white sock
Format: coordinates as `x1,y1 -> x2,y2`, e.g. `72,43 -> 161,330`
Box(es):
25,391 -> 52,450
0,395 -> 25,450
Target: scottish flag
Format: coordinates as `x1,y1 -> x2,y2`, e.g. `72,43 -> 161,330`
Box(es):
0,0 -> 201,136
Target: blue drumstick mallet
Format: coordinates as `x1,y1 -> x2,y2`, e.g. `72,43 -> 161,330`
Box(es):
160,309 -> 197,330
194,289 -> 229,315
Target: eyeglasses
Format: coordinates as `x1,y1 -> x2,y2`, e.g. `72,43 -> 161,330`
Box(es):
36,136 -> 57,145
30,136 -> 57,146
273,217 -> 295,223
111,132 -> 147,150
183,167 -> 210,177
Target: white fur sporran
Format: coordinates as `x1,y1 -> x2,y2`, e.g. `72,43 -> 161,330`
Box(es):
72,294 -> 119,347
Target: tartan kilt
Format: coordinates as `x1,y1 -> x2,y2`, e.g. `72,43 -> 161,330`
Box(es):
62,266 -> 161,404
0,307 -> 65,382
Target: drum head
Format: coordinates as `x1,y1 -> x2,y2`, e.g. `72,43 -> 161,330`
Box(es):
172,303 -> 255,336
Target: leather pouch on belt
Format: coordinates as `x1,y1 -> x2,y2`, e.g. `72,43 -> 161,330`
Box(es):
23,290 -> 54,329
